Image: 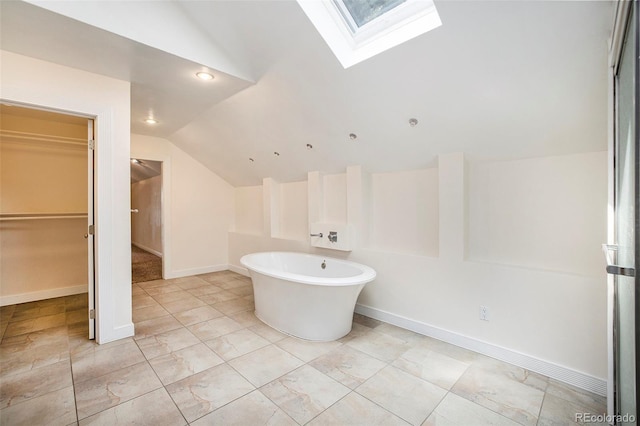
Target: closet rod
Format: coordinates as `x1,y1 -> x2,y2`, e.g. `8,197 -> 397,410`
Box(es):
0,213 -> 88,221
0,130 -> 87,147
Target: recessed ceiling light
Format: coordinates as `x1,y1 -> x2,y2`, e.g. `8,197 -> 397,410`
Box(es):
306,144 -> 313,150
409,118 -> 418,127
144,118 -> 158,125
349,133 -> 357,140
196,72 -> 214,81
274,151 -> 280,156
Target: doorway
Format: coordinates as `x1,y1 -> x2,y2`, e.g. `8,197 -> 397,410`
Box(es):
130,158 -> 163,283
0,103 -> 96,340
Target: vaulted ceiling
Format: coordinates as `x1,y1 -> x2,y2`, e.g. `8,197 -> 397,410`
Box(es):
1,0 -> 615,186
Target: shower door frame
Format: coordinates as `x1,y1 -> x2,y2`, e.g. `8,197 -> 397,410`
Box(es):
608,0 -> 639,422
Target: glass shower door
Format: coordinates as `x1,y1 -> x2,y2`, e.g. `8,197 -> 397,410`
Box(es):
610,2 -> 638,423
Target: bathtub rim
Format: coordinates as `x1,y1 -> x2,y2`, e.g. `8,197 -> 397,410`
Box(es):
240,251 -> 376,286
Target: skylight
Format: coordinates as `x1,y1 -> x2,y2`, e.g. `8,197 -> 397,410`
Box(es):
297,0 -> 441,68
338,0 -> 408,30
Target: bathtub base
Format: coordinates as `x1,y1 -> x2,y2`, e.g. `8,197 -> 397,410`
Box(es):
251,272 -> 364,341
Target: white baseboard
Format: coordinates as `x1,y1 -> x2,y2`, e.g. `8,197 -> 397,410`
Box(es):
166,264 -> 229,280
228,264 -> 250,277
355,303 -> 607,397
0,285 -> 87,306
132,242 -> 163,258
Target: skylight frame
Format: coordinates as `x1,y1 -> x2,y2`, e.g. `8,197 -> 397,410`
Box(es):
297,0 -> 441,68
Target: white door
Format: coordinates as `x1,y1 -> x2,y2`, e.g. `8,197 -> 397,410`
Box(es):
87,119 -> 96,339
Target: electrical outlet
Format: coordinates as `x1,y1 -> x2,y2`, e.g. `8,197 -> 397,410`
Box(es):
479,305 -> 489,321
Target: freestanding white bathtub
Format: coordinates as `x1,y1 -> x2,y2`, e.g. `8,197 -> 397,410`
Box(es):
240,252 -> 376,341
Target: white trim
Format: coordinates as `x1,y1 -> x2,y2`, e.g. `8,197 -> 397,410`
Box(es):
131,241 -> 163,258
0,285 -> 87,306
166,264 -> 229,280
355,303 -> 607,397
229,264 -> 250,277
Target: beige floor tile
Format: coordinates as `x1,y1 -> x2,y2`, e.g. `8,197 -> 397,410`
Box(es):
187,316 -> 244,341
65,294 -> 89,311
1,338 -> 70,378
151,290 -> 199,305
537,393 -> 603,426
65,309 -> 86,325
227,285 -> 254,297
149,343 -> 224,385
275,336 -> 343,362
309,345 -> 387,389
134,315 -> 183,340
205,328 -> 270,361
132,304 -> 170,323
166,363 -> 255,422
131,294 -> 158,309
353,313 -> 383,329
392,344 -> 470,390
144,284 -> 189,303
216,279 -> 250,290
198,290 -> 240,305
346,329 -> 411,363
308,392 -> 410,426
0,386 -> 77,426
159,296 -> 207,314
173,305 -> 224,327
186,285 -> 224,297
136,279 -> 166,289
545,379 -> 607,415
261,365 -> 350,424
0,360 -> 72,409
211,298 -> 254,316
228,344 -> 304,387
356,365 -> 447,425
131,285 -> 146,296
75,362 -> 162,420
424,392 -> 520,426
71,340 -> 145,383
451,362 -> 546,426
191,390 -> 296,426
144,284 -> 189,296
248,323 -> 287,343
4,313 -> 67,338
136,327 -> 200,360
9,304 -> 66,322
175,279 -> 214,291
0,326 -> 69,376
228,311 -> 262,328
78,388 -> 186,426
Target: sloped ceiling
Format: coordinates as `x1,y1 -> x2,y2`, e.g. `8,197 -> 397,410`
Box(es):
1,1 -> 615,187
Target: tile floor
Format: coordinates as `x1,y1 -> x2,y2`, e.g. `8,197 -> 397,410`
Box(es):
0,271 -> 607,425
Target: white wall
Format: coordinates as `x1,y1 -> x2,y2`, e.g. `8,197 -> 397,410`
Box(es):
229,152 -> 608,395
0,50 -> 132,344
131,134 -> 234,278
131,175 -> 162,256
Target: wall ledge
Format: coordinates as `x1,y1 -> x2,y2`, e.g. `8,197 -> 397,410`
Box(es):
0,285 -> 86,306
355,303 -> 607,397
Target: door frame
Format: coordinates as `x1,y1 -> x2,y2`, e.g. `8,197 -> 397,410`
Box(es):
607,0 -> 639,420
128,151 -> 172,279
0,99 -> 98,339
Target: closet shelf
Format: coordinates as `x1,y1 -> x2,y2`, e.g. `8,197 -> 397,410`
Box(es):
0,213 -> 88,221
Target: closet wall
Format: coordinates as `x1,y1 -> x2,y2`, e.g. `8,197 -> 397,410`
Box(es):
0,105 -> 89,305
